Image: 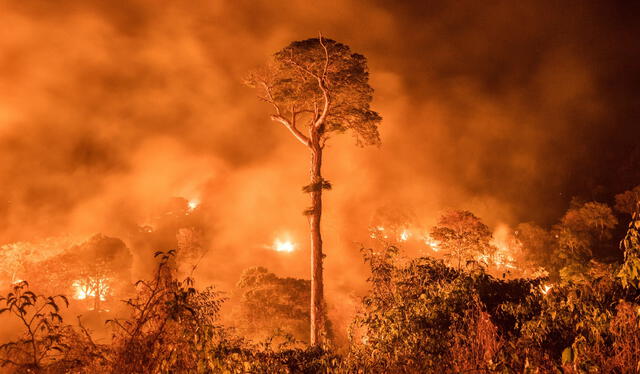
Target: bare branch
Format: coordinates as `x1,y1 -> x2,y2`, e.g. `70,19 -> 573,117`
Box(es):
255,76 -> 310,147
284,57 -> 321,80
271,114 -> 311,147
259,82 -> 282,116
313,101 -> 319,121
77,316 -> 98,349
313,78 -> 330,131
318,32 -> 329,80
312,37 -> 331,131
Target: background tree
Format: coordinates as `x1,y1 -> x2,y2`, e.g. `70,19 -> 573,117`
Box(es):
0,236 -> 78,287
127,197 -> 205,277
368,206 -> 417,242
552,201 -> 618,281
235,267 -> 312,343
559,202 -> 618,241
0,243 -> 27,286
176,227 -> 206,276
618,212 -> 640,288
614,185 -> 640,215
514,222 -> 554,273
25,234 -> 133,311
71,234 -> 132,311
245,36 -> 381,345
429,210 -> 494,270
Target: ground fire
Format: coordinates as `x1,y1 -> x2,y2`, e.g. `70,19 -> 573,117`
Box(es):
71,277 -> 110,310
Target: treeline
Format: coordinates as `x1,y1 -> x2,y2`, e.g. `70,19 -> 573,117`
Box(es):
1,210 -> 640,372
1,185 -> 640,373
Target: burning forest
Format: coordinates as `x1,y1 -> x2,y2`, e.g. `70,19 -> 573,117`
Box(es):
1,1 -> 640,373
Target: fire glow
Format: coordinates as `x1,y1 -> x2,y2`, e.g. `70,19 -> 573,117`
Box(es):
273,238 -> 296,253
72,278 -> 109,301
424,236 -> 440,252
399,229 -> 411,242
187,199 -> 200,211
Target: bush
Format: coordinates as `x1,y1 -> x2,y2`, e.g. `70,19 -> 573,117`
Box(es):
3,222 -> 640,373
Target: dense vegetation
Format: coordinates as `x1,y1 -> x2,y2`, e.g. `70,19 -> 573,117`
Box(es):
1,187 -> 640,373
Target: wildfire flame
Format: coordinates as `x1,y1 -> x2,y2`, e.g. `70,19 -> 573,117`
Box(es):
369,226 -> 389,239
72,278 -> 109,301
541,284 -> 553,295
489,224 -> 518,270
273,238 -> 296,253
424,236 -> 440,252
187,199 -> 200,211
399,229 -> 411,242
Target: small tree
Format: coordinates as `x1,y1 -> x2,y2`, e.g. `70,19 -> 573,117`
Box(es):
553,202 -> 618,277
246,36 -> 381,345
0,281 -> 69,370
176,227 -> 206,275
515,222 -> 554,272
0,243 -> 27,285
79,235 -> 131,311
236,267 -> 311,342
558,202 -> 618,241
617,212 -> 640,288
614,185 -> 640,215
107,251 -> 224,373
430,210 -> 494,270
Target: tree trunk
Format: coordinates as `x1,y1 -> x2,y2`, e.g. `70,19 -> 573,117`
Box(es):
309,140 -> 325,346
95,282 -> 101,311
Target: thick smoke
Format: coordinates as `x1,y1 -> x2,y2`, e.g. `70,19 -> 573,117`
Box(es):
1,0 -> 639,338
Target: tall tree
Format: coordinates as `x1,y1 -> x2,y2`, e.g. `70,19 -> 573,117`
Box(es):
246,36 -> 381,344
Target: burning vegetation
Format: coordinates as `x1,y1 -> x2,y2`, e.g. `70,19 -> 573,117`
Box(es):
2,187 -> 640,372
2,1 -> 640,373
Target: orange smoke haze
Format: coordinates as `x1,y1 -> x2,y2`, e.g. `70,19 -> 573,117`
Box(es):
1,0 -> 640,339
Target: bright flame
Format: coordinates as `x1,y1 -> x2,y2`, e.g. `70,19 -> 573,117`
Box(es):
490,224 -> 518,270
72,278 -> 109,301
369,226 -> 389,239
273,238 -> 296,253
476,254 -> 490,265
187,199 -> 200,211
541,284 -> 553,295
399,229 -> 410,241
424,236 -> 440,252
492,248 -> 516,269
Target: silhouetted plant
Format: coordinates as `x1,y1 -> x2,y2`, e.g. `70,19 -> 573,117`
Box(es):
618,211 -> 640,288
0,280 -> 69,370
107,250 -> 224,373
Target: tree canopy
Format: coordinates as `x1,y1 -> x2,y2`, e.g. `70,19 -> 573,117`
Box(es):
236,267 -> 311,342
430,210 -> 494,269
245,37 -> 381,147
